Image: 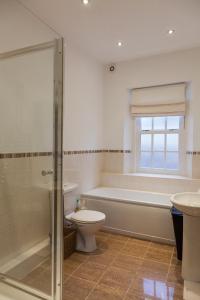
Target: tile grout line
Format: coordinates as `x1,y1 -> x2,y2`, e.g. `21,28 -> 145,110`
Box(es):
166,246 -> 175,283
85,235 -> 129,300
63,253 -> 90,284
63,234 -> 175,299
122,241 -> 175,300
122,240 -> 151,300
64,233 -> 111,299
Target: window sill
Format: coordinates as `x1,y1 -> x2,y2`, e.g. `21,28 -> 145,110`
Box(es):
128,172 -> 191,180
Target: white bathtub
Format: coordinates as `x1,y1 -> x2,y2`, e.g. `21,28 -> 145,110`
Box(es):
81,187 -> 175,244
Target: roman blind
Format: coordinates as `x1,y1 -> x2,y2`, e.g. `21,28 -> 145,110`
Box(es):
130,83 -> 186,117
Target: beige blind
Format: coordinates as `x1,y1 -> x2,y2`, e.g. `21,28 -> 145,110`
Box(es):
131,83 -> 186,117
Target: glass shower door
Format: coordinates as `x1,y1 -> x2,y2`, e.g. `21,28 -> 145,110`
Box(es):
0,39 -> 63,300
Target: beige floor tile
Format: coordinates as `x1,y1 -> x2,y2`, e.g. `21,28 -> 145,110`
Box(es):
20,234 -> 184,300
128,275 -> 167,296
40,258 -> 52,270
145,248 -> 172,264
27,269 -> 51,295
103,239 -> 126,251
139,259 -> 169,282
6,254 -> 47,281
87,283 -> 123,300
63,252 -> 88,276
171,251 -> 182,266
87,250 -> 116,266
150,242 -> 174,252
73,262 -> 106,282
167,265 -> 184,285
63,276 -> 95,300
121,243 -> 147,258
167,282 -> 184,299
128,237 -> 151,247
96,231 -> 110,239
128,274 -> 183,299
63,259 -> 82,275
21,266 -> 44,283
124,290 -> 156,299
109,233 -> 129,242
96,237 -> 109,249
128,275 -> 151,295
99,266 -> 133,297
70,252 -> 89,263
112,254 -> 142,274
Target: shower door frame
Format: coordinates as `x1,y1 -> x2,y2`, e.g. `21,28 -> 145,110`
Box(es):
0,38 -> 64,300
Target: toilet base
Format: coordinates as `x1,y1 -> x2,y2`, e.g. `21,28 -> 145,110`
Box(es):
76,232 -> 97,252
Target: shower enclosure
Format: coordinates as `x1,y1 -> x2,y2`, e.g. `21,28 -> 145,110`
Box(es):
0,39 -> 63,300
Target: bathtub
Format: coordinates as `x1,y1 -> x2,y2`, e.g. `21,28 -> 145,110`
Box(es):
81,187 -> 175,244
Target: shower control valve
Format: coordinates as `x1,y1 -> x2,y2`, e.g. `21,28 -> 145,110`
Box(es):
41,169 -> 54,176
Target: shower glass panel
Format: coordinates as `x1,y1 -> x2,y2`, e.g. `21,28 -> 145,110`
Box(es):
0,40 -> 63,300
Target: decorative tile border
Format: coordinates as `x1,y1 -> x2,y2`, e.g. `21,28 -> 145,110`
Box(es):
64,150 -> 102,155
104,150 -> 131,154
0,152 -> 52,159
0,149 -> 132,159
3,149 -> 200,158
186,151 -> 200,155
64,149 -> 131,155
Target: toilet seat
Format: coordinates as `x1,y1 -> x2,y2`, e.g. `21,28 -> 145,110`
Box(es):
71,210 -> 105,224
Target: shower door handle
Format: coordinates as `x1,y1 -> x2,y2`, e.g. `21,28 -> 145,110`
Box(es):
41,169 -> 54,176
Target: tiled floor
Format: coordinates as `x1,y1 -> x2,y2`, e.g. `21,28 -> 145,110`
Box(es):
22,231 -> 184,299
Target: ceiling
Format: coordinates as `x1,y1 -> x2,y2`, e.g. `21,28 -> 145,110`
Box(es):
19,0 -> 200,63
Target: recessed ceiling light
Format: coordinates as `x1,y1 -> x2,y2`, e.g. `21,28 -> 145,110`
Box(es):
82,0 -> 89,5
168,29 -> 175,35
117,41 -> 122,47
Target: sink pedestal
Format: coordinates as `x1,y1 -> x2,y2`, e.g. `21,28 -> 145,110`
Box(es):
182,215 -> 200,281
184,281 -> 200,300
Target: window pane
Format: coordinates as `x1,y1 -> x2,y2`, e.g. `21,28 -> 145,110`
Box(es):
166,152 -> 179,169
152,152 -> 165,168
153,117 -> 165,130
141,117 -> 152,130
167,116 -> 180,130
141,134 -> 152,151
140,152 -> 151,168
167,134 -> 179,151
153,134 -> 165,151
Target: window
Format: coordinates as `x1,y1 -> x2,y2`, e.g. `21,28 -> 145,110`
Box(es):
135,116 -> 184,175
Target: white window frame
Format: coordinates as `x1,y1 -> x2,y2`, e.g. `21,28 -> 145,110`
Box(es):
134,116 -> 185,176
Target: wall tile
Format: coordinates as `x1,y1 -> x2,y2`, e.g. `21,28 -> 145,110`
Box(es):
0,156 -> 51,268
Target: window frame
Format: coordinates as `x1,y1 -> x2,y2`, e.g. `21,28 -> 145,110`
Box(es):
134,116 -> 185,176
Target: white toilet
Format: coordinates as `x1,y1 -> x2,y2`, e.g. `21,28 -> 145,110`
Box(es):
63,183 -> 106,252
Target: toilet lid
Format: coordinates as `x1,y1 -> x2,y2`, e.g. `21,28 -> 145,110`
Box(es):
71,210 -> 105,224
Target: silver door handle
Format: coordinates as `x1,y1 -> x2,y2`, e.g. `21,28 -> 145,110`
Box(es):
41,169 -> 53,176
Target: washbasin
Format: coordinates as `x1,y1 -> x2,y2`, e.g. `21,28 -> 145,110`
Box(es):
171,192 -> 200,217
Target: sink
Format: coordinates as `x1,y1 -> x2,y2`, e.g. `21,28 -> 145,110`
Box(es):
171,192 -> 200,283
171,192 -> 200,217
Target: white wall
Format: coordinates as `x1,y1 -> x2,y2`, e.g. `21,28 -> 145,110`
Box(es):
0,0 -> 56,53
64,44 -> 104,150
63,44 -> 104,192
104,47 -> 200,150
0,0 -> 105,193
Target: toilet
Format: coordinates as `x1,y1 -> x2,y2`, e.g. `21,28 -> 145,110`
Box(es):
63,183 -> 106,252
